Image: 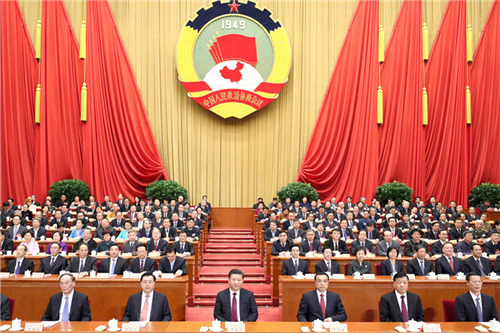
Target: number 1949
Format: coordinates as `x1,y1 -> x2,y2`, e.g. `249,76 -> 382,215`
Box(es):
221,20 -> 245,30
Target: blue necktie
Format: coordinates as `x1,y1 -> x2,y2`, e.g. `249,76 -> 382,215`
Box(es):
476,297 -> 483,322
15,261 -> 21,275
61,296 -> 69,321
110,258 -> 116,275
477,259 -> 486,276
420,261 -> 425,275
180,244 -> 184,254
170,261 -> 174,272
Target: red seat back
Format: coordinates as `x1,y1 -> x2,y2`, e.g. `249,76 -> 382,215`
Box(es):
376,264 -> 381,275
442,299 -> 457,322
9,298 -> 15,320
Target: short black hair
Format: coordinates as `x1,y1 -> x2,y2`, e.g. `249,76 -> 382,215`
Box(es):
315,272 -> 329,281
466,272 -> 481,282
393,272 -> 408,281
228,268 -> 244,279
141,271 -> 156,282
166,246 -> 177,255
386,246 -> 398,257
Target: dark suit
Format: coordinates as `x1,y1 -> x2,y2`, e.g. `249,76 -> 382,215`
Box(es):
271,240 -> 293,256
264,229 -> 280,242
146,238 -> 168,255
122,240 -> 142,255
73,239 -> 97,253
128,257 -> 156,273
347,260 -> 372,275
406,258 -> 434,276
49,217 -> 68,228
380,259 -> 404,276
41,291 -> 92,321
449,227 -> 465,240
383,227 -> 403,240
160,227 -> 177,241
39,255 -> 68,274
297,290 -> 347,322
463,256 -> 493,275
1,294 -> 10,320
181,227 -> 201,241
435,256 -> 463,275
7,258 -> 35,274
122,291 -> 171,321
213,288 -> 258,322
315,260 -> 341,274
299,240 -> 323,256
484,241 -> 500,256
68,256 -> 98,274
0,238 -> 14,254
159,257 -> 187,276
99,257 -> 128,275
282,258 -> 309,275
288,228 -> 305,240
32,227 -> 47,240
455,292 -> 498,321
350,240 -> 374,254
314,230 -> 330,240
138,227 -> 153,239
323,239 -> 349,254
379,291 -> 424,322
431,241 -> 447,255
172,241 -> 195,256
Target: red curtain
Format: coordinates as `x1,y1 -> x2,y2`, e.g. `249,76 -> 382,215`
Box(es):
33,0 -> 84,199
378,0 -> 425,198
471,1 -> 500,186
0,0 -> 38,203
296,0 -> 379,203
424,0 -> 470,206
82,0 -> 167,200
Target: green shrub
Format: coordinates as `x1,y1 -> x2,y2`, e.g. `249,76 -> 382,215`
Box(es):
468,183 -> 500,207
48,179 -> 91,202
277,182 -> 319,203
146,180 -> 189,202
375,181 -> 413,206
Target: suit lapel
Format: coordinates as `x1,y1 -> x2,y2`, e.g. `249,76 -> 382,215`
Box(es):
390,292 -> 403,321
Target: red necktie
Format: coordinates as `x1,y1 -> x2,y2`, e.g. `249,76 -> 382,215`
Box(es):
320,294 -> 326,319
309,242 -> 313,251
231,292 -> 238,321
140,260 -> 144,272
155,241 -> 158,251
449,257 -> 454,272
401,295 -> 409,322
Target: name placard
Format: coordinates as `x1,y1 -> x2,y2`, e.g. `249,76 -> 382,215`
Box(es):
122,322 -> 141,332
96,273 -> 109,278
25,322 -> 44,331
437,274 -> 450,280
225,322 -> 245,332
331,274 -> 345,280
0,273 -> 10,278
329,323 -> 348,332
407,274 -> 416,280
32,273 -> 45,278
362,274 -> 375,280
422,323 -> 441,332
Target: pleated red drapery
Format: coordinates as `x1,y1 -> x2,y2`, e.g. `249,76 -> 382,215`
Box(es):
0,0 -> 38,204
296,0 -> 379,202
471,1 -> 500,186
82,0 -> 167,200
33,0 -> 84,199
424,0 -> 470,206
378,0 -> 425,199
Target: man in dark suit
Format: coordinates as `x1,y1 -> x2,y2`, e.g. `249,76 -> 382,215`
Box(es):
48,210 -> 68,228
159,247 -> 187,276
299,230 -> 323,256
271,231 -> 293,256
31,218 -> 47,240
449,219 -> 466,241
146,228 -> 168,256
297,272 -> 347,322
282,245 -> 309,275
1,293 -> 10,320
350,230 -> 374,254
288,220 -> 306,241
6,216 -> 26,240
99,244 -> 128,275
455,272 -> 498,321
39,242 -> 68,274
7,244 -> 35,275
431,229 -> 450,255
435,242 -> 463,275
379,272 -> 425,322
484,231 -> 500,255
160,219 -> 178,241
122,272 -> 171,321
73,229 -> 97,253
122,230 -> 142,256
376,231 -> 402,257
128,245 -> 156,273
323,229 -> 349,255
214,269 -> 258,321
41,273 -> 91,321
172,231 -> 195,256
315,248 -> 341,274
68,243 -> 97,276
463,244 -> 493,276
0,230 -> 14,255
264,221 -> 280,242
406,246 -> 434,276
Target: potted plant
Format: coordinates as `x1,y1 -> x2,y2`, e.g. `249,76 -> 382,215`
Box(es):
277,182 -> 319,203
146,180 -> 189,202
375,181 -> 413,206
468,183 -> 500,209
48,179 -> 91,202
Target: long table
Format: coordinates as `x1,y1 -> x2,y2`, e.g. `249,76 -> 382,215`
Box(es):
280,275 -> 500,322
0,276 -> 187,321
0,321 -> 491,332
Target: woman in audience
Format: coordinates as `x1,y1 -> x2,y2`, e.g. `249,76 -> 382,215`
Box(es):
46,231 -> 68,254
70,196 -> 80,210
117,221 -> 133,239
41,205 -> 52,223
21,204 -> 33,222
95,231 -> 116,254
25,197 -> 37,214
380,246 -> 404,276
20,230 -> 39,255
69,219 -> 85,239
347,246 -> 372,275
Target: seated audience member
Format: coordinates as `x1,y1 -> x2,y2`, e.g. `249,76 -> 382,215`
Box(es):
282,245 -> 309,275
151,211 -> 163,228
435,242 -> 463,275
117,220 -> 133,239
95,231 -> 116,254
490,220 -> 500,236
264,221 -> 280,242
160,219 -> 178,241
300,229 -> 323,256
383,217 -> 403,242
315,248 -> 341,274
314,222 -> 330,240
147,228 -> 168,256
20,229 -> 39,255
380,246 -> 404,276
480,213 -> 492,232
404,229 -> 429,258
181,218 -> 200,241
431,229 -> 450,255
41,273 -> 92,321
347,246 -> 371,275
99,244 -> 128,275
323,213 -> 337,230
302,214 -> 317,231
257,207 -> 271,223
357,211 -> 373,230
138,219 -> 154,239
128,244 -> 156,273
0,230 -> 14,254
122,272 -> 171,321
271,231 -> 293,256
1,293 -> 10,320
48,210 -> 68,228
350,229 -> 373,254
379,272 -> 425,322
122,230 -> 142,255
406,245 -> 434,276
111,211 -> 126,229
417,215 -> 432,231
39,242 -> 68,274
376,230 -> 402,257
297,272 -> 347,322
463,243 -> 492,276
134,212 -> 146,229
73,228 -> 97,253
455,272 -> 498,321
333,206 -> 346,224
449,218 -> 466,241
472,220 -> 489,241
365,221 -> 380,243
8,244 -> 35,274
176,205 -> 188,225
75,211 -> 90,228
288,220 -> 306,241
484,231 -> 500,255
68,243 -> 97,276
69,219 -> 85,239
7,216 -> 26,240
323,228 -> 349,255
214,269 -> 258,322
281,212 -> 295,231
456,231 -> 476,255
159,247 -> 187,276
425,222 -> 441,240
30,218 -> 47,240
172,231 -> 195,256
46,231 -> 68,254
338,219 -> 356,241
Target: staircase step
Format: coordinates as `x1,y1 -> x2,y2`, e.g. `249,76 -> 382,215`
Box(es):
205,249 -> 258,254
206,243 -> 256,249
209,235 -> 255,240
198,277 -> 266,283
192,299 -> 273,306
210,228 -> 252,232
202,261 -> 261,266
200,267 -> 265,275
193,284 -> 272,296
203,253 -> 261,260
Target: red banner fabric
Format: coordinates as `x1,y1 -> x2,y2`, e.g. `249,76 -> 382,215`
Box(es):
0,0 -> 38,203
